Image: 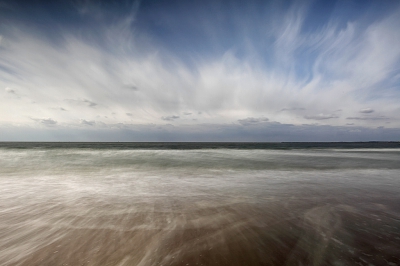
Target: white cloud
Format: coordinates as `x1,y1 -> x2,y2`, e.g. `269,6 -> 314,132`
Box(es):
0,1 -> 399,140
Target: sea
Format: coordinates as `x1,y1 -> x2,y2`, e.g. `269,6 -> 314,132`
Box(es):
0,142 -> 399,266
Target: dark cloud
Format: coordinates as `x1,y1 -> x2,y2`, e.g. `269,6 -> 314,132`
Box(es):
80,119 -> 95,126
31,118 -> 57,126
126,113 -> 133,117
41,118 -> 57,125
83,99 -> 97,107
161,115 -> 180,121
359,108 -> 374,114
66,99 -> 98,107
347,116 -> 388,121
51,107 -> 67,111
238,117 -> 269,126
281,107 -> 305,111
4,87 -> 21,99
304,114 -> 339,120
183,112 -> 192,115
124,85 -> 139,91
5,87 -> 16,94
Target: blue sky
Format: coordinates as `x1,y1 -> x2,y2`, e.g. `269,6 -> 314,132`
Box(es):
1,0 -> 400,141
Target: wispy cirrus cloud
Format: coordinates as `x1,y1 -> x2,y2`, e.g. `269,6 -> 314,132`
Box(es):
0,0 -> 399,140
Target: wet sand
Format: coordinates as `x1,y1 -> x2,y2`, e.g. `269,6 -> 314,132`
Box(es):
1,191 -> 399,266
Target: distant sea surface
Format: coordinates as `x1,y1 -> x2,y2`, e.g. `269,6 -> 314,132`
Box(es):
1,142 -> 399,265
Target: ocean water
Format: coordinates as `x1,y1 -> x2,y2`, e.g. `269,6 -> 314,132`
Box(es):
0,142 -> 399,266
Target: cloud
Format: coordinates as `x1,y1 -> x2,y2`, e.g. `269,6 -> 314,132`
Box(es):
41,118 -> 57,125
304,114 -> 339,120
82,99 -> 98,107
346,116 -> 388,121
66,99 -> 98,107
281,107 -> 305,112
0,0 -> 399,139
126,113 -> 133,117
31,118 -> 57,126
359,108 -> 374,114
51,107 -> 67,111
238,117 -> 269,126
161,115 -> 180,121
183,112 -> 192,115
5,87 -> 16,94
124,85 -> 139,91
80,119 -> 95,126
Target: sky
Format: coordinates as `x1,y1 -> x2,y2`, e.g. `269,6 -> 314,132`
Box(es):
1,0 -> 400,141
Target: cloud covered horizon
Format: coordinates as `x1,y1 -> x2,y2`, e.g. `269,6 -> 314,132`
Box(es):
1,0 -> 399,141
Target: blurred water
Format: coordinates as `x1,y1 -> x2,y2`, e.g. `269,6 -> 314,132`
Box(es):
0,143 -> 399,265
